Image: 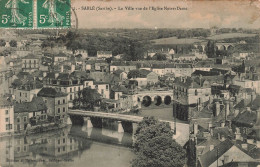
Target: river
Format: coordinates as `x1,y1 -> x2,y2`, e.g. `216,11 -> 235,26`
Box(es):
0,125 -> 135,167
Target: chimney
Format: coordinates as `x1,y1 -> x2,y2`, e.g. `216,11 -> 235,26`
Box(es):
235,128 -> 241,141
61,65 -> 64,73
221,136 -> 225,141
225,101 -> 230,119
246,107 -> 251,113
234,109 -> 240,117
55,73 -> 59,79
241,143 -> 248,150
43,72 -> 47,77
229,100 -> 234,114
224,155 -> 229,164
71,64 -> 75,72
208,122 -> 212,131
194,122 -> 198,135
221,122 -> 225,127
215,102 -> 220,116
209,145 -> 214,151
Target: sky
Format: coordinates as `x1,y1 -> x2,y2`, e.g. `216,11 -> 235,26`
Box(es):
71,0 -> 260,29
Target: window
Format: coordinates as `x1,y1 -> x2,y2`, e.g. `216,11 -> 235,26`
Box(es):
58,100 -> 60,105
70,95 -> 72,100
63,99 -> 65,104
63,146 -> 65,151
106,85 -> 108,90
6,124 -> 12,130
63,138 -> 65,143
58,148 -> 60,152
195,89 -> 198,96
17,147 -> 20,153
58,108 -> 60,113
44,100 -> 47,103
23,117 -> 27,122
5,118 -> 9,122
70,88 -> 72,92
17,118 -> 20,123
63,107 -> 66,112
24,146 -> 27,152
101,89 -> 104,95
5,110 -> 8,115
58,139 -> 60,144
70,138 -> 73,143
25,93 -> 27,97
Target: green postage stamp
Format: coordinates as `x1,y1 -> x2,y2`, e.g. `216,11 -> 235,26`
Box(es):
0,0 -> 33,28
0,0 -> 71,28
37,0 -> 71,28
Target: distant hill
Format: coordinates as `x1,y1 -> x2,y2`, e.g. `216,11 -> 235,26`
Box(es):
207,33 -> 257,40
151,37 -> 205,45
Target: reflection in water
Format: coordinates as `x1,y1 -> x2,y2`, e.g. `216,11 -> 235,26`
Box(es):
0,125 -> 134,167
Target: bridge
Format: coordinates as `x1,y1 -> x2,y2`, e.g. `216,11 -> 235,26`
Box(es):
136,90 -> 173,107
68,110 -> 190,146
194,42 -> 235,52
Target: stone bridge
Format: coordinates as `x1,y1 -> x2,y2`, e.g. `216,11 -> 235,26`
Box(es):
136,90 -> 173,107
194,42 -> 235,52
68,110 -> 189,146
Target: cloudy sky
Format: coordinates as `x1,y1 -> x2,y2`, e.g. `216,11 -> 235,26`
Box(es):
71,0 -> 260,29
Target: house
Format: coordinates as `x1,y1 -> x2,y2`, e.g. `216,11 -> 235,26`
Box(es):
198,139 -> 256,167
172,76 -> 212,120
0,97 -> 14,135
12,75 -> 43,103
174,64 -> 194,77
128,69 -> 159,87
94,81 -> 110,99
113,69 -> 127,81
151,64 -> 165,76
22,54 -> 40,72
42,72 -> 85,107
53,53 -> 68,65
97,51 -> 112,59
110,61 -> 137,73
74,49 -> 88,59
14,97 -> 47,132
37,87 -> 68,124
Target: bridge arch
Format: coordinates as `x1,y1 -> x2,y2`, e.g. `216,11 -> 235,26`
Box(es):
164,96 -> 172,105
142,96 -> 152,107
154,96 -> 162,106
227,45 -> 234,50
218,45 -> 226,50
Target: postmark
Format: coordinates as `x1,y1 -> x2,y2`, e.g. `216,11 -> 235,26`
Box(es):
0,0 -> 33,28
37,0 -> 71,28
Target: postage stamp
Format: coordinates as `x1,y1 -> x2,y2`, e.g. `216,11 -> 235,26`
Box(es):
0,0 -> 33,28
37,0 -> 71,28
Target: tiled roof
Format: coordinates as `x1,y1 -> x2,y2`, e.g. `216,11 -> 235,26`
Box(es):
199,139 -> 234,167
111,85 -> 128,94
37,87 -> 67,97
54,52 -> 67,57
111,61 -> 136,66
232,110 -> 256,128
14,97 -> 47,113
97,51 -> 112,55
22,54 -> 39,59
192,70 -> 220,76
0,97 -> 13,107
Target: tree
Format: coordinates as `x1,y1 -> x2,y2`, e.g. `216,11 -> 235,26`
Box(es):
152,53 -> 167,61
0,39 -> 6,47
127,70 -> 141,79
80,88 -> 102,110
9,40 -> 17,47
205,40 -> 216,58
132,117 -> 186,167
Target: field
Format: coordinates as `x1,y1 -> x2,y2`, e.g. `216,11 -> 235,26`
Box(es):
207,33 -> 257,40
151,37 -> 205,45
